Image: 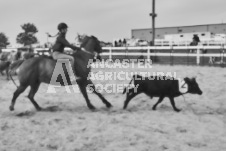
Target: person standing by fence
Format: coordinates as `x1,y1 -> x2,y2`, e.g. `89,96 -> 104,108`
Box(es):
190,34 -> 201,53
190,34 -> 200,46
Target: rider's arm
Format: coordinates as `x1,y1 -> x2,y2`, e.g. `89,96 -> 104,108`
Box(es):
58,37 -> 80,51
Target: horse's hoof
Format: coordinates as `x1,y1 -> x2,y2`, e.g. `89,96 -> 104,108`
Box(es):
106,103 -> 113,108
175,108 -> 181,112
36,107 -> 42,111
9,106 -> 14,111
88,105 -> 96,110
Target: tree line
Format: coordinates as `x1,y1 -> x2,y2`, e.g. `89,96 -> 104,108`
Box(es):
0,23 -> 38,48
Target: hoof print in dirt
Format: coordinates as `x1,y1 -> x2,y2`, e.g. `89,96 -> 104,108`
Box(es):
42,106 -> 60,112
16,111 -> 35,117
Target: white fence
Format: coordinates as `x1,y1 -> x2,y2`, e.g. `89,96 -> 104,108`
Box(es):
125,39 -> 226,47
101,46 -> 226,65
154,39 -> 226,47
2,46 -> 225,65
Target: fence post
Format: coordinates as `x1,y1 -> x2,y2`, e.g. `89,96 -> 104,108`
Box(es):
220,45 -> 224,67
170,45 -> 174,66
187,48 -> 190,66
109,47 -> 112,61
196,46 -> 200,65
223,50 -> 225,67
147,47 -> 151,63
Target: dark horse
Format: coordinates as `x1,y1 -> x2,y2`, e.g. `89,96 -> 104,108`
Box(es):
9,35 -> 112,111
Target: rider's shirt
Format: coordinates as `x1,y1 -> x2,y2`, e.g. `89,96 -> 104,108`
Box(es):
52,33 -> 79,53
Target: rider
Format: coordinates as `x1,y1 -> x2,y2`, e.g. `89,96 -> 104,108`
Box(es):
52,22 -> 80,81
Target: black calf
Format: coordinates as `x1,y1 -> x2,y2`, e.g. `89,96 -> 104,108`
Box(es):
123,74 -> 202,112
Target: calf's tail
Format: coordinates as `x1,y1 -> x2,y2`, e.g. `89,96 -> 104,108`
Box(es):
122,75 -> 136,94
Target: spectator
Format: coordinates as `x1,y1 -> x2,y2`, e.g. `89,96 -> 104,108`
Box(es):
123,38 -> 127,46
190,34 -> 200,46
189,34 -> 201,53
114,41 -> 118,47
118,39 -> 122,47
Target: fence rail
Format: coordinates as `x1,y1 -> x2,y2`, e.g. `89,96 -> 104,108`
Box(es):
101,46 -> 225,66
2,46 -> 225,66
154,39 -> 226,46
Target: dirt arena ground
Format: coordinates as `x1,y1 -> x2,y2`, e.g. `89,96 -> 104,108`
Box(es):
0,64 -> 225,151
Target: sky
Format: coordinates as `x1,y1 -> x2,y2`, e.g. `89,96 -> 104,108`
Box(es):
0,0 -> 226,46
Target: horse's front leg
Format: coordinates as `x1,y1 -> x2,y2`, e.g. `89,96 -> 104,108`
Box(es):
87,80 -> 112,108
77,80 -> 96,110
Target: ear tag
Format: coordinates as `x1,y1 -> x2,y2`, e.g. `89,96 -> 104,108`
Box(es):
179,80 -> 188,93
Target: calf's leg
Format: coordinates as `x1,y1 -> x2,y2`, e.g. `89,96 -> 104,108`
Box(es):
169,97 -> 181,112
152,96 -> 165,110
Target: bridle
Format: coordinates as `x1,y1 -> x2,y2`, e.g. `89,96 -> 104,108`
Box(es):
76,47 -> 99,60
76,35 -> 100,57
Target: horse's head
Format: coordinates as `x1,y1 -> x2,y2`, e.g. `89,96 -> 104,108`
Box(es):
80,35 -> 102,54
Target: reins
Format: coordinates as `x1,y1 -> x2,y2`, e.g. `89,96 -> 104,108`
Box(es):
80,47 -> 96,55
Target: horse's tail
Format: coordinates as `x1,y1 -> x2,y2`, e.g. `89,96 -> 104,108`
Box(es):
9,71 -> 18,88
9,60 -> 24,73
122,75 -> 135,94
9,60 -> 24,88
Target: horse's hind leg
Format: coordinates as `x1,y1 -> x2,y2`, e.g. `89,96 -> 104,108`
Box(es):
28,83 -> 42,111
9,85 -> 27,111
88,80 -> 112,108
77,80 -> 96,110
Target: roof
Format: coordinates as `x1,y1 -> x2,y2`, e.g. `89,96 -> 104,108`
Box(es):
132,23 -> 226,31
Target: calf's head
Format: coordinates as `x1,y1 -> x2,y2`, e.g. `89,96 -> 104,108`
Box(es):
184,77 -> 202,95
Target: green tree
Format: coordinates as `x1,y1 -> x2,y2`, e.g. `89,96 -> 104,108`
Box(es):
16,23 -> 38,46
0,32 -> 10,48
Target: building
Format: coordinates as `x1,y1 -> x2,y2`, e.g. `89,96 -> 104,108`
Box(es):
131,23 -> 226,42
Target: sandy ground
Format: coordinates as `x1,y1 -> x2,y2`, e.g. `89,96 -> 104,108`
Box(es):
0,64 -> 226,151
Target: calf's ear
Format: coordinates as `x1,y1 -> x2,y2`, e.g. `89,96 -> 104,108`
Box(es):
184,77 -> 190,83
191,76 -> 197,81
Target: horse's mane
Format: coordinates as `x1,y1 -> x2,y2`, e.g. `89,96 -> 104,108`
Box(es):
79,35 -> 98,48
80,36 -> 89,48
